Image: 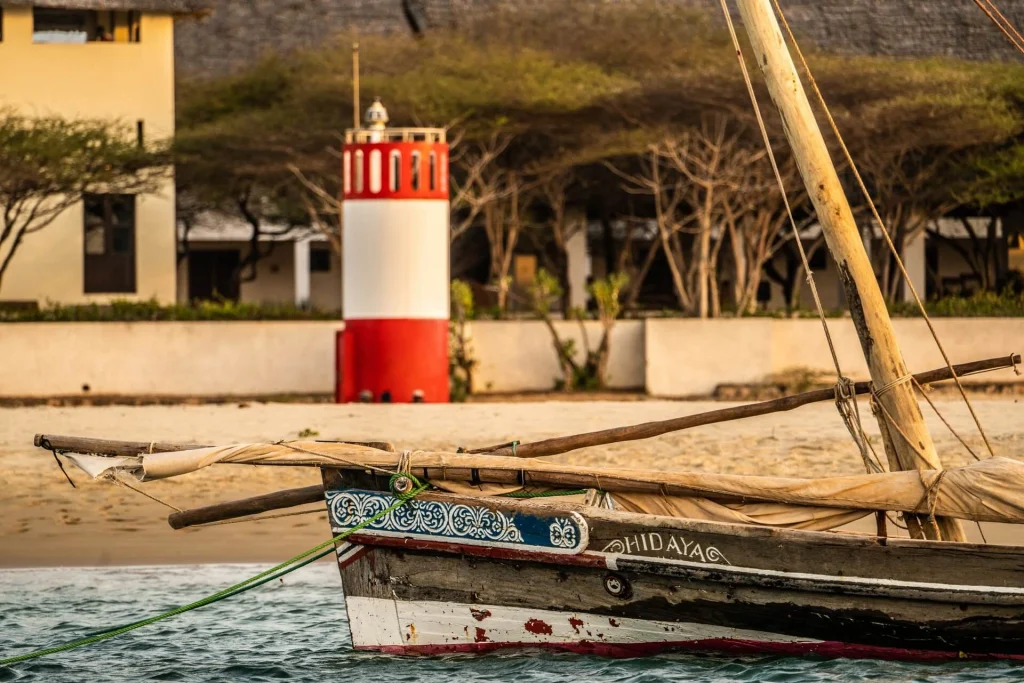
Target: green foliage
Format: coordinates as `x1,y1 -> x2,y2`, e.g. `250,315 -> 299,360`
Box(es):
589,272 -> 629,323
0,299 -> 339,322
963,143 -> 1024,207
0,112 -> 165,188
0,112 -> 168,290
526,268 -> 564,316
889,288 -> 1024,317
450,279 -> 475,321
296,427 -> 320,438
449,280 -> 478,402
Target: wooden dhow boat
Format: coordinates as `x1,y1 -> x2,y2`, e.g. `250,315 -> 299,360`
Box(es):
30,0 -> 1024,663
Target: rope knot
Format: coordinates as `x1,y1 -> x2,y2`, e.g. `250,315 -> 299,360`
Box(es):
872,373 -> 913,398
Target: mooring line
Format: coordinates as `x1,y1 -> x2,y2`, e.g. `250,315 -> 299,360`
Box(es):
0,478 -> 427,668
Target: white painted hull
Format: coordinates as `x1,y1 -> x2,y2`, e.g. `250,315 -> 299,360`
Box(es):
344,595 -> 819,656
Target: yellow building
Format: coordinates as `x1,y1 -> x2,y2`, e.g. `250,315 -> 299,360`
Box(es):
0,1 -> 197,305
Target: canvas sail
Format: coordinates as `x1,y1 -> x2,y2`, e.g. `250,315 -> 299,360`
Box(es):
63,442 -> 1024,528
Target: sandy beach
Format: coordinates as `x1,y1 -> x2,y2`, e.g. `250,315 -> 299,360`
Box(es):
2,396 -> 1022,568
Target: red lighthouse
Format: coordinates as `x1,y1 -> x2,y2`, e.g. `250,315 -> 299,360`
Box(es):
338,99 -> 450,403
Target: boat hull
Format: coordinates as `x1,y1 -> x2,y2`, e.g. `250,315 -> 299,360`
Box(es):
323,470 -> 1024,660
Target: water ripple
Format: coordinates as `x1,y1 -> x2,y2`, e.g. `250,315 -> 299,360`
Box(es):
0,563 -> 1022,682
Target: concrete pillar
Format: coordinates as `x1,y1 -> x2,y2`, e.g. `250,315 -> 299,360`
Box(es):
902,230 -> 926,303
566,221 -> 591,310
294,237 -> 311,306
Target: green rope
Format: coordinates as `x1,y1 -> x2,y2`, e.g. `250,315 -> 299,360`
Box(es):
500,488 -> 592,499
1,480 -> 427,668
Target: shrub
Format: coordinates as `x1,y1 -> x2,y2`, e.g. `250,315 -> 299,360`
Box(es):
0,299 -> 340,322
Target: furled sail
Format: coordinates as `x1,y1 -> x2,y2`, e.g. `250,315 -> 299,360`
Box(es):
64,442 -> 1024,526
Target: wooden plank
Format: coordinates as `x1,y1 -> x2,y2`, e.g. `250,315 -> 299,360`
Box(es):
470,355 -> 1019,457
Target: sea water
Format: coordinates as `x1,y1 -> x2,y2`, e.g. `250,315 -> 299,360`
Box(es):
0,563 -> 1020,683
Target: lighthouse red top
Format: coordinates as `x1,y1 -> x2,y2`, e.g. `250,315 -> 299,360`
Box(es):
342,98 -> 449,201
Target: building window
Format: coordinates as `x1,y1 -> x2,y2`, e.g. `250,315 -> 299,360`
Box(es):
34,9 -> 141,44
310,247 -> 332,273
84,194 -> 136,294
513,254 -> 537,287
389,150 -> 402,192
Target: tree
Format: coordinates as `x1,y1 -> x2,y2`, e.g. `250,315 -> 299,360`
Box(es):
174,123 -> 313,293
533,168 -> 585,314
0,113 -> 165,292
725,154 -> 816,315
611,117 -> 762,317
526,268 -> 627,391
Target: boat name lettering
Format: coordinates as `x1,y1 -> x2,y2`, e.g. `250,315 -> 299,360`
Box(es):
601,533 -> 730,564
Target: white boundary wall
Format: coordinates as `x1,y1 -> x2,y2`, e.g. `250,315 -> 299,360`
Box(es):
0,318 -> 1019,398
466,320 -> 646,393
0,322 -> 342,397
645,318 -> 1024,397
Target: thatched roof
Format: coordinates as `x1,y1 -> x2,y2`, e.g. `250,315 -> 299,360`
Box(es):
2,0 -> 209,13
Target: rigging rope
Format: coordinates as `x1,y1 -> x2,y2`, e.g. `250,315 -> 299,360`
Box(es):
716,0 -> 884,478
972,0 -> 1024,57
0,477 -> 428,668
770,0 -> 996,461
109,474 -> 183,512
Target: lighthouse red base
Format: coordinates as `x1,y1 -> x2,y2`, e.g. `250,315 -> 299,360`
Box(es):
338,319 -> 449,403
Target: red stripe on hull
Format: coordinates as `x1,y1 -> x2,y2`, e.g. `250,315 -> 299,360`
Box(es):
363,638 -> 1024,662
339,318 -> 449,403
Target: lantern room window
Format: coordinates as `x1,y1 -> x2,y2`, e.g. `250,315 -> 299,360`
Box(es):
411,151 -> 421,191
343,152 -> 351,194
389,150 -> 402,192
369,150 -> 382,193
353,151 -> 364,193
429,152 -> 437,191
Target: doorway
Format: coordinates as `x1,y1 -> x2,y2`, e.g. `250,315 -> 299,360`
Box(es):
188,250 -> 241,302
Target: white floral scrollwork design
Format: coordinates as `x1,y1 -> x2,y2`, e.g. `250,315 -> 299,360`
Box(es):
549,518 -> 579,549
326,491 -> 523,543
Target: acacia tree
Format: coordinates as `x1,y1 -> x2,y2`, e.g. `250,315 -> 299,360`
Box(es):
533,167 -> 585,314
175,126 -> 312,292
725,154 -> 816,315
0,113 -> 165,292
611,117 -> 762,317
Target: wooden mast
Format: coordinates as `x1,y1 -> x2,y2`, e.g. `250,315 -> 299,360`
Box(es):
733,0 -> 965,541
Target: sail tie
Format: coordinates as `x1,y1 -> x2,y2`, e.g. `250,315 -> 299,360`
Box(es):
872,374 -> 913,398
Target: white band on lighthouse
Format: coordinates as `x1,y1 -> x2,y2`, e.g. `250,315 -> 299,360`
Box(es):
343,200 -> 450,320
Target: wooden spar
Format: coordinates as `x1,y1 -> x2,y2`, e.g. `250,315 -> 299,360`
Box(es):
167,485 -> 325,529
733,0 -> 965,542
164,448 -> 1024,529
33,434 -> 396,458
33,434 -> 205,456
34,353 -> 1016,461
471,355 -> 1019,458
352,42 -> 360,129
